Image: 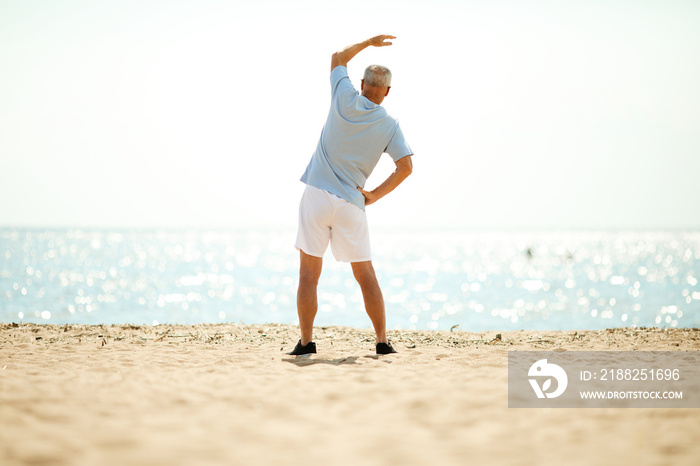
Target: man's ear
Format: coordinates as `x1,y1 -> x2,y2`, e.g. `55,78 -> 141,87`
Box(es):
361,79 -> 364,91
385,86 -> 391,97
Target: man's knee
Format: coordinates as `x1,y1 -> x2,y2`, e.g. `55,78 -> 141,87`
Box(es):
299,251 -> 323,286
351,261 -> 378,287
299,268 -> 321,287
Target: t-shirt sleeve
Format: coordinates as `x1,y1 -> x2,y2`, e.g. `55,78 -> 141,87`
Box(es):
385,124 -> 413,162
330,66 -> 355,98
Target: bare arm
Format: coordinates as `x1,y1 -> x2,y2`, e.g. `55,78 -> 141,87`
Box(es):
330,35 -> 396,71
358,155 -> 413,206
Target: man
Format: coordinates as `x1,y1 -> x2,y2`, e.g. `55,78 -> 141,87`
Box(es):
290,34 -> 414,356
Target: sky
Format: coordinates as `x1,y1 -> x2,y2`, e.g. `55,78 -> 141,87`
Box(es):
1,0 -> 699,230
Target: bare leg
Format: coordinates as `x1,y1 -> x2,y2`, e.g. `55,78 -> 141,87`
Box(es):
297,250 -> 323,345
351,260 -> 387,344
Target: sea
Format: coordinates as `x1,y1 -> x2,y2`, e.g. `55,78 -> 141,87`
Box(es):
1,229 -> 698,332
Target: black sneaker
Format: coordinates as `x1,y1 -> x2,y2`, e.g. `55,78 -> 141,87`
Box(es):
287,340 -> 317,355
376,342 -> 397,355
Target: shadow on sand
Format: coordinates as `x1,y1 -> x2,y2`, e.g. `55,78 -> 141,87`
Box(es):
282,355 -> 360,366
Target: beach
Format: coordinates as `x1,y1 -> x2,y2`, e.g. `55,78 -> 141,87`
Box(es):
1,323 -> 699,466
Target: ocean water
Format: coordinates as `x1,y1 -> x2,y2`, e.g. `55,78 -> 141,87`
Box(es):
1,229 -> 698,331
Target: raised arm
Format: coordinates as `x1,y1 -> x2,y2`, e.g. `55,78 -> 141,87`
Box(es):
330,35 -> 396,71
358,155 -> 413,206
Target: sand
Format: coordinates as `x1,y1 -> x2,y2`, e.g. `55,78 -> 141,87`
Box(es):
1,323 -> 699,466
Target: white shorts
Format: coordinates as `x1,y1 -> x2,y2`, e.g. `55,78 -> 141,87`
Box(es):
295,185 -> 371,262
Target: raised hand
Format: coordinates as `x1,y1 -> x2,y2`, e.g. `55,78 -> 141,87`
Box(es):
368,35 -> 397,47
331,35 -> 397,71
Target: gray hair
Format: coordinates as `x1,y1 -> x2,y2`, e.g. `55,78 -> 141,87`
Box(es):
363,65 -> 392,88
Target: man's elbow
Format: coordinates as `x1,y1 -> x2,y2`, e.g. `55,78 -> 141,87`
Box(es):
330,52 -> 345,70
399,156 -> 413,177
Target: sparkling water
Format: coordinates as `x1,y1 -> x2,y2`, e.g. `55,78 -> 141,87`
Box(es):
1,229 -> 698,331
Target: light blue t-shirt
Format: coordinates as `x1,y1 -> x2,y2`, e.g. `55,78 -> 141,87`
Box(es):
300,66 -> 413,211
